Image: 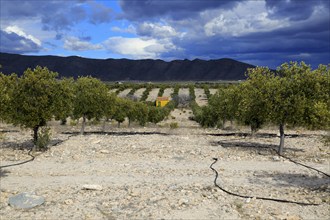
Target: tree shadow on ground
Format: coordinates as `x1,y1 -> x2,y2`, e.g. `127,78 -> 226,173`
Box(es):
61,131 -> 170,136
210,140 -> 304,154
0,169 -> 10,178
0,129 -> 20,133
248,171 -> 330,191
207,132 -> 312,138
0,140 -> 34,150
1,138 -> 65,150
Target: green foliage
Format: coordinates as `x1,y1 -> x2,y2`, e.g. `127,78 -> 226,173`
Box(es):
237,67 -> 273,133
5,66 -> 68,143
261,62 -> 329,130
112,98 -> 127,127
194,85 -> 241,129
124,99 -> 139,126
140,85 -> 152,101
72,76 -> 110,134
34,127 -> 51,150
147,105 -> 165,124
170,122 -> 178,129
136,102 -> 149,126
0,73 -> 17,122
157,85 -> 167,97
194,61 -> 329,154
172,84 -> 180,98
69,119 -> 78,126
188,85 -> 196,100
203,85 -> 211,99
103,92 -> 117,121
128,85 -> 138,96
11,66 -> 57,128
53,77 -> 75,121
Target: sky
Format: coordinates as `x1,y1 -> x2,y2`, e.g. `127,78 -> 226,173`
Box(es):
0,0 -> 329,68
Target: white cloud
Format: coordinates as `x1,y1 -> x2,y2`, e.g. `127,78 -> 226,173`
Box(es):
137,22 -> 180,39
203,1 -> 290,37
63,36 -> 102,51
111,24 -> 136,34
4,25 -> 42,46
103,36 -> 177,59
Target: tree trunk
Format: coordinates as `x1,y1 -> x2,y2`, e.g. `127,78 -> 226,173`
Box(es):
222,119 -> 226,129
278,123 -> 285,155
81,115 -> 86,135
32,125 -> 39,152
33,126 -> 39,144
118,122 -> 121,128
102,118 -> 107,133
251,126 -> 256,137
128,118 -> 131,127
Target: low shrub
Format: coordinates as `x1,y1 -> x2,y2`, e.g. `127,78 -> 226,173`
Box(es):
34,127 -> 51,150
170,122 -> 178,129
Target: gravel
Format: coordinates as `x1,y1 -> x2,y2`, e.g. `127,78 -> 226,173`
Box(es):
0,119 -> 329,219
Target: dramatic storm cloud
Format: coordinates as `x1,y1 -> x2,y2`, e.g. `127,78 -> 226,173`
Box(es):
0,0 -> 329,68
0,27 -> 42,53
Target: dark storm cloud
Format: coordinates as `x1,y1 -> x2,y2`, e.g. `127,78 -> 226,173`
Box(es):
41,5 -> 87,31
162,9 -> 330,69
89,1 -> 113,24
119,0 -> 241,20
1,1 -> 85,31
1,0 -> 113,32
0,30 -> 42,54
265,0 -> 330,21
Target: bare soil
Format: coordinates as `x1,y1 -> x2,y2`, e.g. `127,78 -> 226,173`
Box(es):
0,110 -> 329,220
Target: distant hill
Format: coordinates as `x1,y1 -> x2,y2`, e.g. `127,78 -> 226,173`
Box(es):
0,52 -> 255,81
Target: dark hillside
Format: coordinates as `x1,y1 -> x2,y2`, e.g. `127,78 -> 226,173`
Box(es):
0,52 -> 255,81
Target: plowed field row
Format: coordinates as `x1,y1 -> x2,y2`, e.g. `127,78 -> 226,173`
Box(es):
114,88 -> 218,106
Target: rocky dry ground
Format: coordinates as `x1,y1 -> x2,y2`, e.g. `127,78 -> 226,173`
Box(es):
146,89 -> 160,102
194,88 -> 208,107
0,110 -> 329,220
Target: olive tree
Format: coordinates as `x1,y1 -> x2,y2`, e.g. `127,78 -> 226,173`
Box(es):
72,76 -> 109,134
237,67 -> 273,134
210,86 -> 241,129
241,62 -> 329,154
267,62 -> 329,154
112,98 -> 127,128
102,92 -> 117,132
136,102 -> 149,126
6,66 -> 66,146
53,77 -> 75,122
0,73 -> 17,122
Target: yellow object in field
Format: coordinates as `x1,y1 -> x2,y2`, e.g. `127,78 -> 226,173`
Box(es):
156,97 -> 169,107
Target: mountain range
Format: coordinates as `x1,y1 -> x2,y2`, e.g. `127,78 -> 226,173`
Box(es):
0,52 -> 255,81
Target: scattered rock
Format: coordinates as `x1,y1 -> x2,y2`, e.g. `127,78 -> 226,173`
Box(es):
100,150 -> 110,154
272,156 -> 280,161
82,184 -> 103,191
64,199 -> 74,205
9,192 -> 45,209
178,198 -> 189,206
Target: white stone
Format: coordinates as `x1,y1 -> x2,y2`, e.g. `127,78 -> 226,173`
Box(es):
100,150 -> 110,154
82,184 -> 103,191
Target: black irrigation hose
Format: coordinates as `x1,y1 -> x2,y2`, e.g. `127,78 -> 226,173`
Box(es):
210,158 -> 320,206
0,147 -> 35,169
273,150 -> 330,178
0,134 -> 77,169
217,138 -> 330,178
